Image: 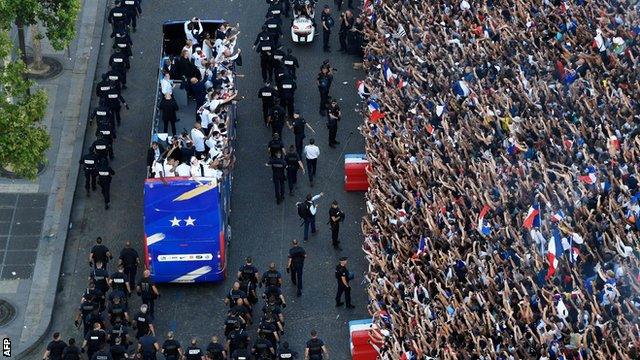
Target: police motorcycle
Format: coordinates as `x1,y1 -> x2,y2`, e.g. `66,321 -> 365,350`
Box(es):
291,0 -> 316,43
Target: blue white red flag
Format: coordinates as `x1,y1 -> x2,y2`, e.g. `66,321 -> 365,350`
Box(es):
477,205 -> 491,237
523,203 -> 541,229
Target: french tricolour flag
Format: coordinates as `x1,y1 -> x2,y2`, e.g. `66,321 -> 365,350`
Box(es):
477,205 -> 491,237
550,210 -> 565,223
546,226 -> 563,279
413,236 -> 427,258
578,166 -> 597,185
523,203 -> 541,229
368,99 -> 385,123
383,62 -> 396,84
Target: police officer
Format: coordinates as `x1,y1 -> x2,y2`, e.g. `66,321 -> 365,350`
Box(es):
108,0 -> 130,38
90,104 -> 116,129
226,281 -> 249,309
43,332 -> 67,360
335,256 -> 354,308
284,145 -> 304,195
75,298 -> 98,336
122,0 -> 141,31
90,347 -> 111,360
238,257 -> 260,286
113,30 -> 133,58
136,270 -> 159,315
80,149 -> 98,197
137,329 -> 160,360
272,60 -> 290,90
105,67 -> 125,90
326,98 -> 341,147
277,342 -> 296,359
287,239 -> 306,296
257,313 -> 279,345
132,304 -> 155,340
110,264 -> 131,298
252,332 -> 275,360
83,323 -> 107,360
160,332 -> 183,360
261,262 -> 283,288
119,241 -> 139,291
108,316 -> 130,348
258,82 -> 278,125
264,13 -> 283,48
106,295 -> 128,325
320,6 -> 334,52
328,200 -> 345,250
230,347 -> 252,360
278,73 -> 296,117
268,99 -> 286,138
90,261 -> 110,295
109,47 -> 130,85
266,152 -> 287,204
110,337 -> 127,360
288,112 -> 315,158
317,65 -> 333,116
96,123 -> 115,160
102,84 -> 129,126
267,133 -> 285,158
97,159 -> 115,210
254,26 -> 274,83
206,336 -> 226,360
267,0 -> 284,18
91,134 -> 113,162
226,323 -> 250,356
305,330 -> 328,360
185,338 -> 204,360
96,73 -> 116,101
282,49 -> 299,79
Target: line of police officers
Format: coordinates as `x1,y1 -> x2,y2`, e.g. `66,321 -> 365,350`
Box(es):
79,0 -> 143,210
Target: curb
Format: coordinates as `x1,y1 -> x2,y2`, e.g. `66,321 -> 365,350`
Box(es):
15,1 -> 108,358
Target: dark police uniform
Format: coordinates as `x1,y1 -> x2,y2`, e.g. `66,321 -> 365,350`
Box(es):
230,348 -> 252,360
335,259 -> 353,307
109,322 -> 129,346
282,52 -> 299,79
113,31 -> 133,58
107,301 -> 126,324
317,72 -> 333,115
133,311 -> 152,339
273,62 -> 290,89
119,247 -> 139,291
102,87 -> 127,126
239,263 -> 259,285
262,269 -> 282,288
91,137 -> 112,162
206,342 -> 225,360
91,106 -> 116,129
268,137 -> 284,157
122,0 -> 141,30
96,76 -> 116,101
224,314 -> 243,337
252,337 -> 274,359
288,244 -> 306,294
291,117 -> 307,157
161,339 -> 181,360
227,328 -> 249,355
85,328 -> 107,360
97,161 -> 115,209
284,151 -> 301,193
329,205 -> 345,248
267,156 -> 287,202
264,15 -> 283,48
45,339 -> 67,360
107,2 -> 130,37
258,84 -> 277,124
326,102 -> 341,146
80,152 -> 98,195
278,75 -> 296,117
105,68 -> 124,90
109,50 -> 130,85
110,270 -> 129,295
305,337 -> 325,360
96,123 -> 115,160
62,344 -> 81,360
267,1 -> 284,18
226,288 -> 247,309
268,104 -> 286,138
91,349 -> 113,360
138,335 -> 158,360
277,348 -> 294,359
110,343 -> 127,360
137,275 -> 157,315
78,300 -> 97,335
185,345 -> 203,360
254,30 -> 274,83
90,266 -> 110,294
320,10 -> 334,51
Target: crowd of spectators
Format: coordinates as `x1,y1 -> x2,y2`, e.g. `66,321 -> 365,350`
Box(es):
358,0 -> 640,359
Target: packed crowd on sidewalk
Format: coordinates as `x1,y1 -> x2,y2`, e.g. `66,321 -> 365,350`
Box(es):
358,0 -> 640,359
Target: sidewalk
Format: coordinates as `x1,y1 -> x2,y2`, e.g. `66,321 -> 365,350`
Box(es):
0,0 -> 107,357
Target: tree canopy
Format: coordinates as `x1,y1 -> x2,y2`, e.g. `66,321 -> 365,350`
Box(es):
0,30 -> 50,179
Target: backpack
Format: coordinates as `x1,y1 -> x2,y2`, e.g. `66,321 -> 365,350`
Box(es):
297,202 -> 310,219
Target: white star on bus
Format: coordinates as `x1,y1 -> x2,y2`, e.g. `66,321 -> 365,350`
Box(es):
170,216 -> 181,227
185,216 -> 196,226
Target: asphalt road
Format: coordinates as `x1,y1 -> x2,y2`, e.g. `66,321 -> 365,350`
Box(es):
27,0 -> 367,358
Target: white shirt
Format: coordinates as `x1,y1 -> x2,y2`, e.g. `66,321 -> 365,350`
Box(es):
175,163 -> 191,177
153,159 -> 176,178
304,144 -> 320,160
190,128 -> 206,152
161,78 -> 173,95
184,20 -> 203,45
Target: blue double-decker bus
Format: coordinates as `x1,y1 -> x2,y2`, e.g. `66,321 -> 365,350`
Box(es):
143,20 -> 234,283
